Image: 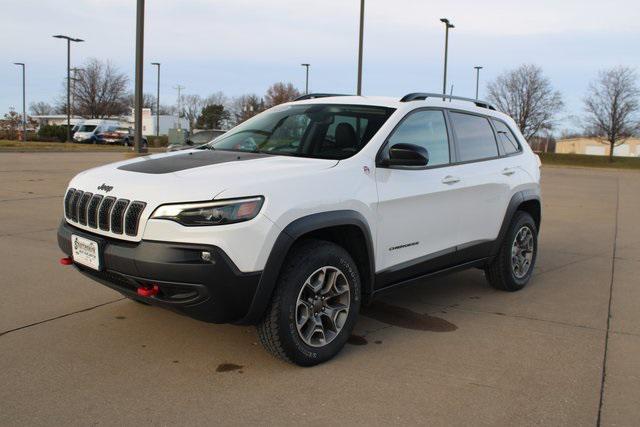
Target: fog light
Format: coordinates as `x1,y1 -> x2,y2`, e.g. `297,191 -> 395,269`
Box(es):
201,251 -> 211,262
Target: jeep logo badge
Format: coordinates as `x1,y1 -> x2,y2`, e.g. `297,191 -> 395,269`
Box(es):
97,183 -> 114,192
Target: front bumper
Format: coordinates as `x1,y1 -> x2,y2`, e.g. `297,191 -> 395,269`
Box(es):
57,220 -> 262,323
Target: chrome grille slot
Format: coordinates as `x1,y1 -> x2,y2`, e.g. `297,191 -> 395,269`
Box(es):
77,192 -> 93,225
64,189 -> 76,219
70,190 -> 84,222
110,199 -> 130,234
64,188 -> 146,237
87,194 -> 103,228
98,197 -> 116,231
125,202 -> 146,236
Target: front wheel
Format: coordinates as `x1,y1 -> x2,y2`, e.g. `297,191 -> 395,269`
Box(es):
257,240 -> 361,366
485,211 -> 538,291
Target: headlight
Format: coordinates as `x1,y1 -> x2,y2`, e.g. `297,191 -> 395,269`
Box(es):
150,197 -> 264,226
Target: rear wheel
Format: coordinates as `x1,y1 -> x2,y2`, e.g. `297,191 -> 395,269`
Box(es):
257,240 -> 361,366
485,211 -> 537,291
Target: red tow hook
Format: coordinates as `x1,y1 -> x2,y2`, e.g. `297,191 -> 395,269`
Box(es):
60,257 -> 73,265
137,284 -> 159,298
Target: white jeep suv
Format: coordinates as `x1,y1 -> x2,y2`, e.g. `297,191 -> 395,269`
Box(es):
58,93 -> 541,366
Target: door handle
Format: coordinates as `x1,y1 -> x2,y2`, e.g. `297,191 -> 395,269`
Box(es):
441,175 -> 461,185
501,168 -> 516,176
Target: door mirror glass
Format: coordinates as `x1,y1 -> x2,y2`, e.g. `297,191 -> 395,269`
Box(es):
387,143 -> 429,167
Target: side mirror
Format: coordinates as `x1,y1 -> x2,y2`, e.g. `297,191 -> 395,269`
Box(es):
384,143 -> 429,167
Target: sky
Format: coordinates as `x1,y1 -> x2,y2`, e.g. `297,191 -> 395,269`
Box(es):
1,0 -> 639,132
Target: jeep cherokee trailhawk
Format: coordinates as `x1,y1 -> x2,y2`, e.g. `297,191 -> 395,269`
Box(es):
58,93 -> 541,366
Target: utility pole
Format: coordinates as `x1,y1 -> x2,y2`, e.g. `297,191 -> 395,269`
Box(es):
357,0 -> 365,95
151,62 -> 161,136
301,63 -> 310,94
474,66 -> 483,99
53,35 -> 84,142
134,0 -> 145,153
13,63 -> 26,142
440,18 -> 454,100
70,67 -> 82,119
174,85 -> 185,129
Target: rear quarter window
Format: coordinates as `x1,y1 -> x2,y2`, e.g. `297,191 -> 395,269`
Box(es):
492,119 -> 521,155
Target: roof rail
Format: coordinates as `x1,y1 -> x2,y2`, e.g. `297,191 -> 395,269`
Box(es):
400,92 -> 497,110
294,93 -> 351,101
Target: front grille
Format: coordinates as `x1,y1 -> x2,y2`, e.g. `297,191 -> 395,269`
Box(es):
77,192 -> 92,225
110,199 -> 130,234
98,197 -> 116,231
125,201 -> 147,236
64,189 -> 146,237
87,195 -> 103,228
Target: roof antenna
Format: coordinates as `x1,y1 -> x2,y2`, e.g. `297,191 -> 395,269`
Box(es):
449,84 -> 454,101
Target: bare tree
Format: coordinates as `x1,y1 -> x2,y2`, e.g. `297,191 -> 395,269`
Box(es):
68,58 -> 129,118
230,94 -> 265,125
487,64 -> 563,140
179,94 -> 203,130
204,91 -> 228,108
125,92 -> 157,112
29,101 -> 54,116
583,66 -> 640,161
264,82 -> 300,108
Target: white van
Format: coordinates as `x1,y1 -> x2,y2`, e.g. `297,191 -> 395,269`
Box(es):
72,120 -> 121,143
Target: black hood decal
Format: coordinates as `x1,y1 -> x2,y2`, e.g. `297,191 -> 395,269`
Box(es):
118,150 -> 270,174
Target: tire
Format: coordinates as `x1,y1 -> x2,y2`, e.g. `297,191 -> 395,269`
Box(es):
257,239 -> 361,366
485,211 -> 538,292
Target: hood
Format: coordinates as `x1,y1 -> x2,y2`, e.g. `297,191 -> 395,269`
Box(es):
68,149 -> 338,207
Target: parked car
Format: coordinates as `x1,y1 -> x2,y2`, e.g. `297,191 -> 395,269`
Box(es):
167,129 -> 226,152
121,129 -> 148,148
94,126 -> 127,144
58,93 -> 541,366
72,120 -> 120,143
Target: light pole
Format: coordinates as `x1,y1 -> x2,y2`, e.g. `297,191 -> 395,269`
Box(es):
439,18 -> 454,100
474,66 -> 483,99
301,63 -> 310,94
134,0 -> 146,153
357,0 -> 365,95
151,62 -> 160,136
13,63 -> 26,142
53,35 -> 84,142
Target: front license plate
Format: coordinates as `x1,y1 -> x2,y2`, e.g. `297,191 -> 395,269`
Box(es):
71,234 -> 101,270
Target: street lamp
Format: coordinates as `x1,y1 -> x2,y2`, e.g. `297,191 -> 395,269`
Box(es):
439,18 -> 454,100
356,0 -> 365,95
13,63 -> 26,142
53,35 -> 84,142
301,63 -> 310,94
474,66 -> 483,99
151,62 -> 160,136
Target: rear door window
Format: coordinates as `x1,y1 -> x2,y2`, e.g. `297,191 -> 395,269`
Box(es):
449,112 -> 498,162
492,119 -> 521,155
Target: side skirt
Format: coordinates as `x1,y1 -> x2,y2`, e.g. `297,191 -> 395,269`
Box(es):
372,257 -> 488,298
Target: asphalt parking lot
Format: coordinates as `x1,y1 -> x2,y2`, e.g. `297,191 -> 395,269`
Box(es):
1,153 -> 639,425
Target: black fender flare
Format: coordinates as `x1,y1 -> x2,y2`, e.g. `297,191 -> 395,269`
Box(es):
236,210 -> 375,325
491,189 -> 541,257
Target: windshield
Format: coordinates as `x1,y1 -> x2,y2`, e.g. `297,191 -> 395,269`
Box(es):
206,104 -> 395,160
78,125 -> 97,132
191,131 -> 217,144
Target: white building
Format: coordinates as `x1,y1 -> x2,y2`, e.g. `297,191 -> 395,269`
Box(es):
31,109 -> 188,136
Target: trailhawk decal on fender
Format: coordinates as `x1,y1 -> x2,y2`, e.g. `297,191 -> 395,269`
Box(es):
389,242 -> 419,251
